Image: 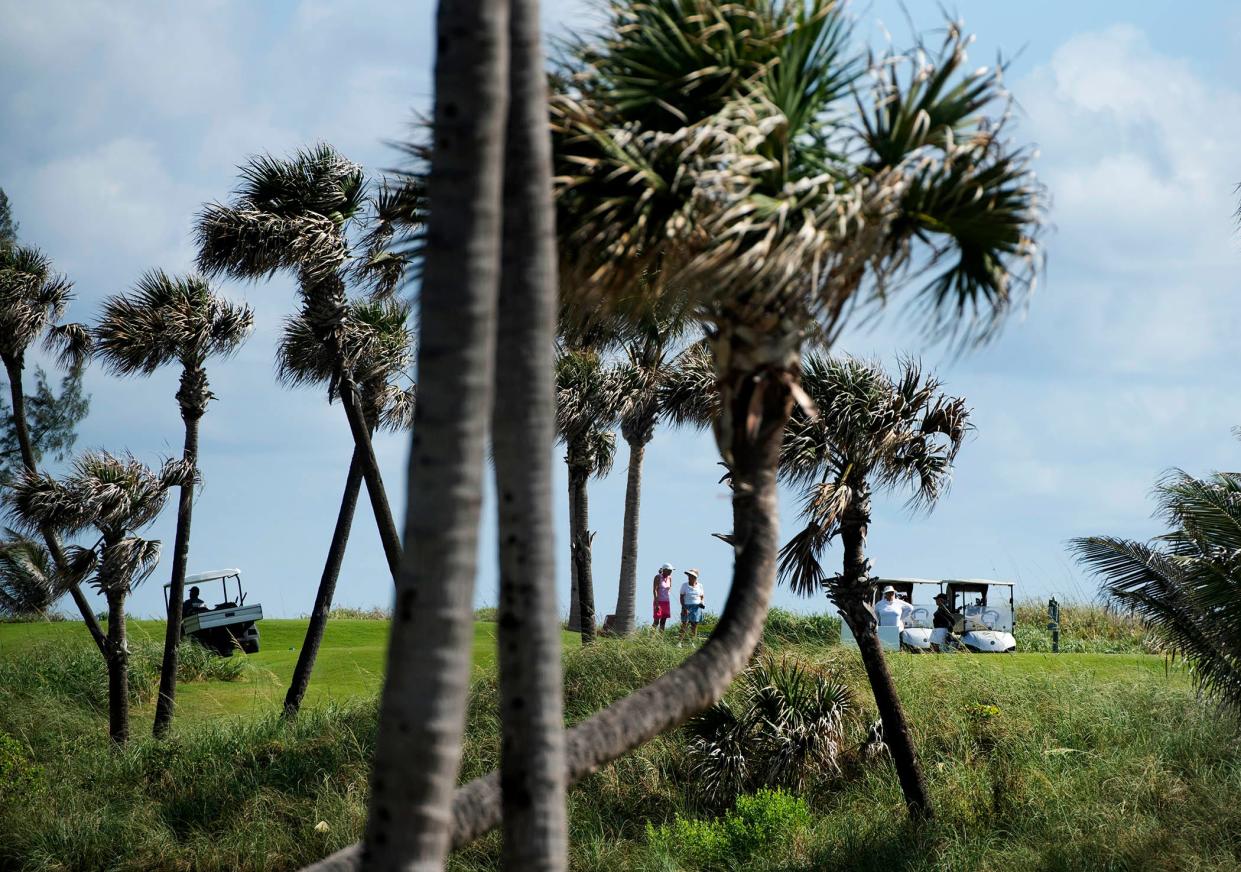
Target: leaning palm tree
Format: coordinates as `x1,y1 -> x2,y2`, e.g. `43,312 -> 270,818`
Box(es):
93,270 -> 254,738
557,348 -> 622,643
610,297 -> 695,634
1073,463 -> 1241,714
280,297 -> 415,720
778,354 -> 969,816
195,144 -> 406,578
5,451 -> 191,742
0,242 -> 105,653
316,1 -> 1043,857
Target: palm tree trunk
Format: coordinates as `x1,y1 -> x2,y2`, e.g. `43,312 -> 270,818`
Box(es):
359,0 -> 508,866
2,354 -> 107,656
336,378 -> 402,581
301,332 -> 798,869
837,494 -> 932,820
612,435 -> 646,635
569,464 -> 595,644
566,476 -> 580,632
490,0 -> 568,855
153,380 -> 204,739
283,449 -> 364,720
105,588 -> 129,744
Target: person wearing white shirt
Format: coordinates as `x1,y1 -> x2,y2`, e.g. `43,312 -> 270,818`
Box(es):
679,569 -> 706,643
875,585 -> 913,631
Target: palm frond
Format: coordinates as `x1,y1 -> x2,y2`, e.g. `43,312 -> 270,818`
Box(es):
0,244 -> 75,361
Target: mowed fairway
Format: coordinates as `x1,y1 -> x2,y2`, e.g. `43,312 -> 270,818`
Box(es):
0,618 -> 582,726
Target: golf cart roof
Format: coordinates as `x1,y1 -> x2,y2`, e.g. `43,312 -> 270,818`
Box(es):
944,578 -> 1014,589
183,568 -> 242,585
876,577 -> 941,586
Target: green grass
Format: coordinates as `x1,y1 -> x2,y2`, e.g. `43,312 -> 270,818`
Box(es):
1,613 -> 1238,871
0,619 -> 579,725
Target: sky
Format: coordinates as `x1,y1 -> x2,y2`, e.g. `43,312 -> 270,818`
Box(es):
2,0 -> 1240,623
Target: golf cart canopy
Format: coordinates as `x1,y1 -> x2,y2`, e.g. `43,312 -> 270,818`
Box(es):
183,569 -> 241,586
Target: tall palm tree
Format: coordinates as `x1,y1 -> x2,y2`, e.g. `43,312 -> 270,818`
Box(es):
1073,463 -> 1241,714
778,354 -> 969,816
449,1 -> 1041,842
610,299 -> 694,634
556,348 -> 621,643
4,451 -> 191,742
357,0 -> 510,865
491,0 -> 569,859
280,297 -> 415,720
194,144 -> 404,578
0,242 -> 105,654
315,2 -> 1043,855
93,270 -> 254,738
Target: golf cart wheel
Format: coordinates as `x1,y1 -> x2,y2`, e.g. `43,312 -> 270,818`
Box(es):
241,639 -> 259,654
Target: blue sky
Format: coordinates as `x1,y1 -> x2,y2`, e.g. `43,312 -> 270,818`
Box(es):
2,1 -> 1239,622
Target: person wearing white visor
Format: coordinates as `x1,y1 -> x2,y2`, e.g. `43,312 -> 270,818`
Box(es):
875,584 -> 913,631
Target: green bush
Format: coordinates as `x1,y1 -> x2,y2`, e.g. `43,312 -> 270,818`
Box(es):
644,789 -> 811,870
761,608 -> 841,647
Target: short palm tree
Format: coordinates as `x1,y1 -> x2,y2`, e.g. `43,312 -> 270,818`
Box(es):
0,534 -> 58,617
93,270 -> 254,738
195,144 -> 408,577
1073,463 -> 1241,713
4,451 -> 192,742
778,354 -> 969,815
0,242 -> 104,653
280,297 -> 415,720
556,348 -> 622,642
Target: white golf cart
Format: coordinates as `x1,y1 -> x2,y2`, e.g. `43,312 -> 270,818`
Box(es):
166,568 -> 263,655
943,579 -> 1016,653
838,578 -> 943,652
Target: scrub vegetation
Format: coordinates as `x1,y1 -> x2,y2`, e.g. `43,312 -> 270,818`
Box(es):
0,612 -> 1237,872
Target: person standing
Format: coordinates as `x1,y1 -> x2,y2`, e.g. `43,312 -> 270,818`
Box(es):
652,563 -> 674,632
679,569 -> 705,643
930,592 -> 959,652
875,585 -> 913,630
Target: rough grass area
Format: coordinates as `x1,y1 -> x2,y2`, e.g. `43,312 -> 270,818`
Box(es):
1,611 -> 1237,871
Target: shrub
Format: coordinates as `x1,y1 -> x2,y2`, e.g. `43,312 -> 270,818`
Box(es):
325,605 -> 390,620
761,607 -> 841,647
473,607 -> 499,622
644,789 -> 811,871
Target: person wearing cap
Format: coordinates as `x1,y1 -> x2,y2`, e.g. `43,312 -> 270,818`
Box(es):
930,592 -> 959,652
875,585 -> 913,631
679,569 -> 706,642
652,563 -> 675,632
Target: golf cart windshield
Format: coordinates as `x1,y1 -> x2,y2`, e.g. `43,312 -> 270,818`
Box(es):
945,581 -> 1013,633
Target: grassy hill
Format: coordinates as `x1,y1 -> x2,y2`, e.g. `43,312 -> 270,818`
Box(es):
1,613 -> 1238,871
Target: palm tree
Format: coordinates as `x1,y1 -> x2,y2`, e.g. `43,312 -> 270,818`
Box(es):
778,354 -> 969,816
92,270 -> 254,738
610,299 -> 694,634
0,535 -> 58,617
357,0 -> 510,865
0,242 -> 105,654
318,2 -> 1043,855
490,0 -> 569,859
1073,463 -> 1241,714
556,348 -> 622,643
280,297 -> 415,720
194,144 -> 404,578
4,451 -> 191,742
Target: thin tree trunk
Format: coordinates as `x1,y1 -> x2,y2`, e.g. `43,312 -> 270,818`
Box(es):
612,435 -> 646,634
296,334 -> 799,870
837,494 -> 932,819
359,0 -> 508,866
569,465 -> 595,644
491,0 -> 568,855
106,589 -> 129,744
336,379 -> 402,580
283,449 -> 364,720
566,473 -> 580,632
153,378 -> 204,738
2,354 -> 107,655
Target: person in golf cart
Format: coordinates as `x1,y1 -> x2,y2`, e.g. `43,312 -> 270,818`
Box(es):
183,586 -> 207,617
930,592 -> 960,652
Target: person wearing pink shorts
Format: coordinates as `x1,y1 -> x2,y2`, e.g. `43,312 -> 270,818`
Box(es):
652,563 -> 674,632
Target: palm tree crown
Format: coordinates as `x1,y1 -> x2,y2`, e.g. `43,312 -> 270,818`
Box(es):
556,349 -> 622,478
0,243 -> 88,370
778,355 -> 970,597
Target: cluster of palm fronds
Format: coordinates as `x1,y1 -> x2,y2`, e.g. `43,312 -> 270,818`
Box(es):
687,656 -> 854,805
1073,462 -> 1241,713
0,535 -> 58,617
